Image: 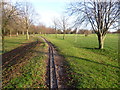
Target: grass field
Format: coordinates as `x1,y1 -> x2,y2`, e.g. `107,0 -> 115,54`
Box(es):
2,34 -> 119,88
3,36 -> 48,88
3,35 -> 33,54
43,34 -> 119,88
0,35 -> 39,54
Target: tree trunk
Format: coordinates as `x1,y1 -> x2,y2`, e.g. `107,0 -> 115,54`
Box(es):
98,34 -> 105,49
75,33 -> 77,42
16,31 -> 19,37
63,34 -> 65,39
26,29 -> 29,40
33,32 -> 35,36
63,30 -> 65,39
2,27 -> 5,53
44,33 -> 46,36
2,35 -> 4,53
22,31 -> 24,35
9,30 -> 11,37
56,33 -> 57,38
55,30 -> 57,38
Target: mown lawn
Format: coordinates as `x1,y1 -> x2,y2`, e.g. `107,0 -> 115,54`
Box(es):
2,35 -> 27,54
43,34 -> 119,88
0,35 -> 36,54
3,35 -> 40,54
3,36 -> 48,88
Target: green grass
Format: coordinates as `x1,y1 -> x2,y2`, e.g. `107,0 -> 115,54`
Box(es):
3,35 -> 27,54
4,38 -> 48,88
43,34 -> 119,88
0,35 -> 39,54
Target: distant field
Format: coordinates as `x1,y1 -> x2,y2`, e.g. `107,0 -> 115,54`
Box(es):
3,35 -> 27,54
2,35 -> 36,54
43,34 -> 119,88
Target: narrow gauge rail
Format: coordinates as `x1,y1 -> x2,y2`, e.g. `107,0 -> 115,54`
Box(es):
41,37 -> 58,89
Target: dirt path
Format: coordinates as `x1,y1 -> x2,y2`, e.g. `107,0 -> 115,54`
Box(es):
2,41 -> 38,69
2,40 -> 40,87
41,37 -> 69,88
2,37 -> 70,88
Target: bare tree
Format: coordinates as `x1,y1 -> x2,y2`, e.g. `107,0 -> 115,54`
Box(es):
1,1 -> 20,52
21,2 -> 35,40
19,16 -> 26,35
68,0 -> 120,49
11,16 -> 22,37
53,17 -> 58,38
58,15 -> 69,39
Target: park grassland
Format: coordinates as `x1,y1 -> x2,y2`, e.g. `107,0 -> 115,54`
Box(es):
43,34 -> 119,88
2,35 -> 42,54
3,35 -> 48,88
4,35 -> 32,54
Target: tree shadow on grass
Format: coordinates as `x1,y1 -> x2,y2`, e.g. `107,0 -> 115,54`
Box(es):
2,41 -> 38,69
5,41 -> 29,45
34,47 -> 119,69
73,45 -> 102,51
64,55 -> 120,88
81,47 -> 99,50
81,47 -> 111,54
66,55 -> 120,69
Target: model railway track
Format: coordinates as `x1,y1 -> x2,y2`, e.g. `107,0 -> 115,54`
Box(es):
41,37 -> 58,89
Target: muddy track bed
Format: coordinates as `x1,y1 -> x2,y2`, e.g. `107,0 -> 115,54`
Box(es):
41,37 -> 69,89
2,40 -> 41,87
2,37 -> 72,88
2,41 -> 38,69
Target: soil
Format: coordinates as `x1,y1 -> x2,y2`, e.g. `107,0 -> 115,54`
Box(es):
53,47 -> 68,88
44,40 -> 70,88
2,40 -> 40,87
2,37 -> 71,88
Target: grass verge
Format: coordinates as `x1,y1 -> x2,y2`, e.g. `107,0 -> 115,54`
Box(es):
2,35 -> 36,54
43,34 -> 119,88
3,37 -> 48,88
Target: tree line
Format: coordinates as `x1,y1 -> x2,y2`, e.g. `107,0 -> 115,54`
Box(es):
1,0 -> 39,52
1,0 -> 120,52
